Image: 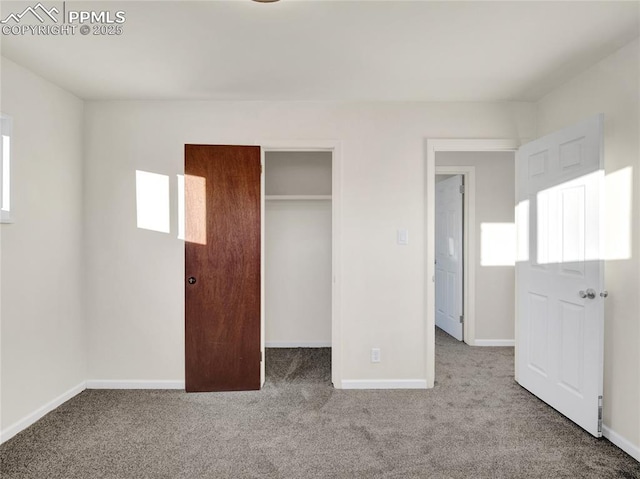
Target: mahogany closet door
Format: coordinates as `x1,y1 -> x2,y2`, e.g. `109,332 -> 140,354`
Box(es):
184,145 -> 261,392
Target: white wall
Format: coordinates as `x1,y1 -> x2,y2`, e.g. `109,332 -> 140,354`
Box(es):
436,151 -> 516,342
0,58 -> 85,431
83,100 -> 535,384
537,38 -> 639,455
266,201 -> 332,346
265,151 -> 332,196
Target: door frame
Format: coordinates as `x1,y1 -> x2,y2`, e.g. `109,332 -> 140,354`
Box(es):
434,168 -> 474,344
260,140 -> 342,389
425,139 -> 519,388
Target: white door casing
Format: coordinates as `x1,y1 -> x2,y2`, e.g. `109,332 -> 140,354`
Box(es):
516,114 -> 604,437
435,175 -> 463,341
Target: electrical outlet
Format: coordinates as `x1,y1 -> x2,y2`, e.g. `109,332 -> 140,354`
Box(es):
371,348 -> 381,363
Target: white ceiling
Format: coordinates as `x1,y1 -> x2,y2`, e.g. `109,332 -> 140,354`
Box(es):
1,1 -> 638,101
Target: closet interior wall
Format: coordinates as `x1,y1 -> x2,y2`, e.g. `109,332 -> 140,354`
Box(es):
265,151 -> 333,348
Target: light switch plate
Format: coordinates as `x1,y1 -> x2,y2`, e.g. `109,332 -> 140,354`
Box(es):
397,229 -> 409,245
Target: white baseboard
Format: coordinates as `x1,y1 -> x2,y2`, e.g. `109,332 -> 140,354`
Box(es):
86,380 -> 185,390
474,339 -> 515,347
341,379 -> 428,390
603,425 -> 640,462
0,381 -> 86,445
265,341 -> 332,348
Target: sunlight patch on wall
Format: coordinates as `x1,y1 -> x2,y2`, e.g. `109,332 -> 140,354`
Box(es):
1,114 -> 13,223
515,200 -> 529,263
136,170 -> 170,234
481,223 -> 516,266
604,166 -> 632,261
2,134 -> 10,213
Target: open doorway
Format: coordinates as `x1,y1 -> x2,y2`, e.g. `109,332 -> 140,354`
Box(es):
263,151 -> 333,386
261,141 -> 342,388
434,151 -> 516,346
426,140 -> 518,387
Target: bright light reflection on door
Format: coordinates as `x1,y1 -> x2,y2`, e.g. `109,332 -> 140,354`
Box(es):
136,170 -> 170,233
532,171 -> 600,265
519,168 -> 632,265
185,174 -> 207,245
177,174 -> 185,240
481,223 -> 516,266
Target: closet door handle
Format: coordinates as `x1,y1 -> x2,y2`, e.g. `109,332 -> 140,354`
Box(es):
187,277 -> 197,285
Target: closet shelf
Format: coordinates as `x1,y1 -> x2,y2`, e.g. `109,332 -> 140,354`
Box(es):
266,195 -> 332,201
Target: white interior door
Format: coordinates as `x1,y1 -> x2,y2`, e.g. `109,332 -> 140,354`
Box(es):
516,114 -> 604,437
435,175 -> 463,341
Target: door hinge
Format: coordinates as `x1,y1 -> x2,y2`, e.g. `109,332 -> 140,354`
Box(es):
459,315 -> 464,324
260,351 -> 263,362
459,185 -> 465,195
260,164 -> 263,174
597,395 -> 603,435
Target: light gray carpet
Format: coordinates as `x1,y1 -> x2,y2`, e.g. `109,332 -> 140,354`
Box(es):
1,328 -> 638,478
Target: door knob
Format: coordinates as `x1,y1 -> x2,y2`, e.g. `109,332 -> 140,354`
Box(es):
600,291 -> 608,298
188,277 -> 197,285
579,289 -> 596,299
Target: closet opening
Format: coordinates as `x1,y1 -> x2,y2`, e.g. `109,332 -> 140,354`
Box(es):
263,150 -> 333,387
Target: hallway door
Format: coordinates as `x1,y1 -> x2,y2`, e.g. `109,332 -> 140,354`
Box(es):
435,175 -> 464,341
